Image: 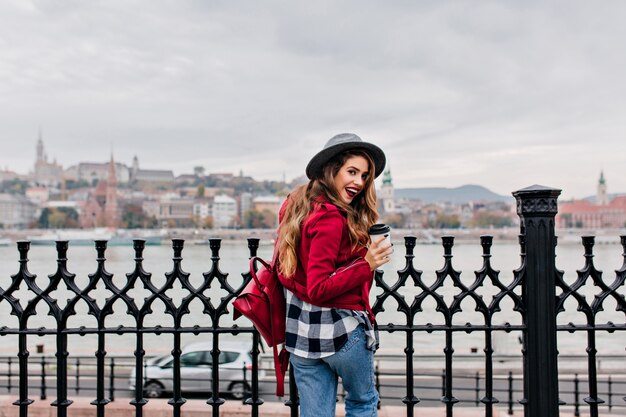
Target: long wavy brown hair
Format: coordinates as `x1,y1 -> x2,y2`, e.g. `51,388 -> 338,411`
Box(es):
277,150 -> 379,278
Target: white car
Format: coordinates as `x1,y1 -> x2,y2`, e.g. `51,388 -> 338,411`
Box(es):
128,341 -> 265,399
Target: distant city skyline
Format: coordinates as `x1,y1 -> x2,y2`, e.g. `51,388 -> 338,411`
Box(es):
1,1 -> 625,200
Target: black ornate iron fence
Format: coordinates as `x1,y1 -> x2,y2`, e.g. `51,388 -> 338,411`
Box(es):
2,354 -> 625,414
0,185 -> 625,417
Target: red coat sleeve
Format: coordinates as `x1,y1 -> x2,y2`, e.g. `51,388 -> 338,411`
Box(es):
305,210 -> 373,304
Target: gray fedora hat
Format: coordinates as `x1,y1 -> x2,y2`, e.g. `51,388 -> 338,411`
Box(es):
305,133 -> 386,179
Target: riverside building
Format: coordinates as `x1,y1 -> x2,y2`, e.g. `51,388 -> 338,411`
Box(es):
557,172 -> 626,229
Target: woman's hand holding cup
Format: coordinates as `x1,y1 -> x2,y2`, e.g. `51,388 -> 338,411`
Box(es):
365,224 -> 393,271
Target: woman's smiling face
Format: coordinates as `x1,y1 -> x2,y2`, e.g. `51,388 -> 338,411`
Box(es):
333,155 -> 370,205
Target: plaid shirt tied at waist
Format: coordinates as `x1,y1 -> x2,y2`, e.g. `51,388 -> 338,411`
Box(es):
284,288 -> 379,359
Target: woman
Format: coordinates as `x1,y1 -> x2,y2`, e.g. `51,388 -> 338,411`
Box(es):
276,133 -> 393,417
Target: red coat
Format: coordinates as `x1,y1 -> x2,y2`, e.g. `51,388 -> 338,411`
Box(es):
277,198 -> 375,321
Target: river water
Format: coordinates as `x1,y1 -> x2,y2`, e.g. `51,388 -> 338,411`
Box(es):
0,236 -> 624,359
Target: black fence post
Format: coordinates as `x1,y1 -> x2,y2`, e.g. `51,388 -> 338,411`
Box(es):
508,371 -> 514,415
242,362 -> 249,402
109,357 -> 115,402
7,356 -> 12,394
40,356 -> 46,400
608,376 -> 612,411
75,358 -> 80,395
375,361 -> 381,410
512,185 -> 561,417
51,241 -> 73,417
244,238 -> 264,417
574,373 -> 580,417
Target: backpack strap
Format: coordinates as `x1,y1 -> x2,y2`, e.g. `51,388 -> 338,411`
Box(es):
269,240 -> 289,396
272,343 -> 289,397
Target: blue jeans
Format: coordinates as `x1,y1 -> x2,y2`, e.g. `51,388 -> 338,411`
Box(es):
290,325 -> 378,417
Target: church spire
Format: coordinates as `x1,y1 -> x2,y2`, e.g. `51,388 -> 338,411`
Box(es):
36,128 -> 44,162
382,168 -> 393,186
597,171 -> 608,205
379,167 -> 395,214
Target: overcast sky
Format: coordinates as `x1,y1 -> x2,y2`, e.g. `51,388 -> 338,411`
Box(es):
1,1 -> 625,199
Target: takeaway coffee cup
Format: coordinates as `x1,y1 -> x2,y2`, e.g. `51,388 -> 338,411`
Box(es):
369,223 -> 391,247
